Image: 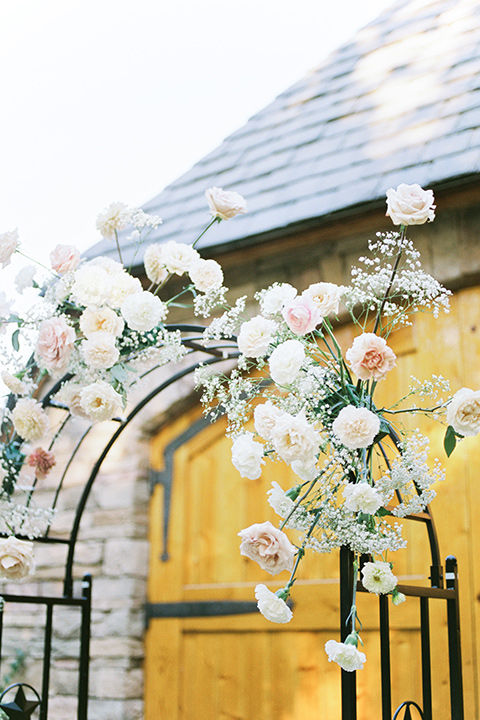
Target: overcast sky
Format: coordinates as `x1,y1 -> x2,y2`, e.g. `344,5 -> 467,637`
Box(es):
0,0 -> 393,264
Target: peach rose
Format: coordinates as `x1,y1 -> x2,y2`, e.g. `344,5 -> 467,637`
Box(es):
282,294 -> 321,335
239,521 -> 296,575
36,317 -> 76,375
346,333 -> 396,381
50,244 -> 81,274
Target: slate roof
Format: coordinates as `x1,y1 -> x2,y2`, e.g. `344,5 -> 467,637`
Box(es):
87,0 -> 480,265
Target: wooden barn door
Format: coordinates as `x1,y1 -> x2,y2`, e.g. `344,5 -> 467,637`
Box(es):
144,287 -> 480,719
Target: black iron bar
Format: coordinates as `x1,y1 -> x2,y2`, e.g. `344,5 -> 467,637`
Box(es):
445,557 -> 464,720
420,597 -> 432,720
340,546 -> 356,720
379,594 -> 392,720
0,599 -> 3,682
78,575 -> 92,720
40,604 -> 53,720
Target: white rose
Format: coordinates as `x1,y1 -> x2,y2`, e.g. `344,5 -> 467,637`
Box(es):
253,401 -> 283,441
303,282 -> 342,316
82,332 -> 120,370
96,201 -> 130,239
0,537 -> 35,580
143,244 -> 169,285
71,264 -> 113,307
15,265 -> 36,294
254,584 -> 293,624
231,432 -> 265,479
11,398 -> 49,442
446,387 -> 480,437
343,482 -> 383,514
271,409 -> 320,465
269,339 -> 305,385
189,258 -> 224,292
205,187 -> 247,220
121,291 -> 167,332
80,306 -> 124,338
260,283 -> 297,316
80,380 -> 123,422
325,639 -> 366,671
332,405 -> 380,449
108,272 -> 143,309
385,183 -> 435,226
237,316 -> 277,359
238,521 -> 296,575
361,561 -> 397,595
161,240 -> 199,276
0,229 -> 20,268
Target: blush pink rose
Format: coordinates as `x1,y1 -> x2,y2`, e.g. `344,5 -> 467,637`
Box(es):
50,244 -> 81,274
238,521 -> 296,575
36,317 -> 76,375
346,333 -> 396,381
281,294 -> 321,335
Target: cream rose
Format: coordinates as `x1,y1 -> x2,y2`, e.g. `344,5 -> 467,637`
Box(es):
269,339 -> 305,386
332,405 -> 380,449
343,482 -> 383,514
143,244 -> 169,285
121,291 -> 167,332
11,398 -> 49,442
80,306 -> 124,338
237,316 -> 277,359
189,258 -> 224,292
282,294 -> 321,335
49,244 -> 81,274
325,639 -> 366,671
161,241 -> 199,276
446,387 -> 480,437
36,317 -> 76,375
79,380 -> 124,422
231,432 -> 265,480
303,282 -> 342,316
54,381 -> 90,419
254,584 -> 293,624
386,183 -> 435,225
361,561 -> 397,594
271,409 -> 320,465
0,229 -> 20,268
238,521 -> 296,575
82,332 -> 120,370
346,333 -> 396,381
205,187 -> 247,220
0,537 -> 35,580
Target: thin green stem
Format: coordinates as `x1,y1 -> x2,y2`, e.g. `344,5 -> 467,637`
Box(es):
192,218 -> 219,249
114,229 -> 124,265
372,226 -> 406,335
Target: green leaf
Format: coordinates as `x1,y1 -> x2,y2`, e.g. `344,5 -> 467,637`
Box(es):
11,329 -> 20,352
444,425 -> 457,457
376,507 -> 391,517
110,364 -> 128,383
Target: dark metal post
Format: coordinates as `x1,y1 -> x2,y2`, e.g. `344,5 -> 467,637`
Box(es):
78,574 -> 92,720
340,546 -> 356,720
445,557 -> 464,720
379,594 -> 392,719
420,597 -> 432,720
40,604 -> 53,720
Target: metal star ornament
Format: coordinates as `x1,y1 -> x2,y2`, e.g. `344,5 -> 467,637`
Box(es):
0,684 -> 40,719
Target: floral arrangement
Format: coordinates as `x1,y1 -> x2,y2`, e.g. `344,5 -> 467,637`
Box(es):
0,187 -> 246,579
195,183 -> 480,672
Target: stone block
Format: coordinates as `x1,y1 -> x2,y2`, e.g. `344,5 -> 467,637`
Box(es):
103,538 -> 149,577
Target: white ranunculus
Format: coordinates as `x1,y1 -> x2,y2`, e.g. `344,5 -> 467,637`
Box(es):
269,339 -> 305,385
325,639 -> 366,671
237,316 -> 277,359
80,381 -> 124,422
332,405 -> 380,449
446,387 -> 480,437
205,187 -> 247,221
108,271 -> 143,309
253,401 -> 284,441
271,409 -> 320,465
71,264 -> 113,307
343,482 -> 383,514
143,244 -> 169,285
11,398 -> 49,442
80,306 -> 124,338
385,183 -> 435,226
161,241 -> 199,276
0,537 -> 35,580
260,283 -> 297,316
121,291 -> 167,332
238,521 -> 296,575
304,282 -> 342,316
254,584 -> 293,624
361,561 -> 397,595
0,229 -> 20,268
189,258 -> 224,292
82,332 -> 120,370
231,432 -> 265,480
96,202 -> 130,239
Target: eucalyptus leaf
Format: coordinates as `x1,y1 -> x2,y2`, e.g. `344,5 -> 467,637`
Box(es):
444,425 -> 457,457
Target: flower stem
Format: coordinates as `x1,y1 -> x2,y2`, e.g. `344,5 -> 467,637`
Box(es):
192,218 -> 219,249
372,226 -> 406,335
114,229 -> 124,265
